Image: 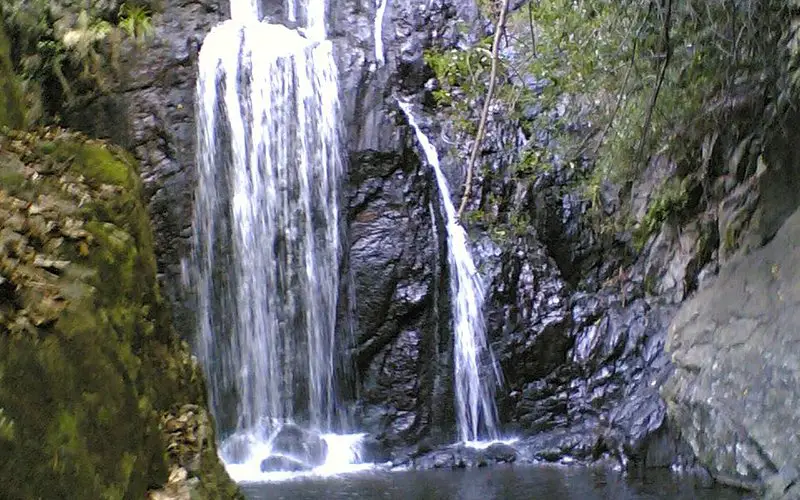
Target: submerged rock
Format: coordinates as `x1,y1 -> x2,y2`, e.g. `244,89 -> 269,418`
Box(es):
360,435 -> 391,463
260,455 -> 312,472
407,442 -> 520,470
484,443 -> 518,463
270,424 -> 329,466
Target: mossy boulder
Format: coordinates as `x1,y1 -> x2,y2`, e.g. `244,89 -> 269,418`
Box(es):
0,128 -> 240,499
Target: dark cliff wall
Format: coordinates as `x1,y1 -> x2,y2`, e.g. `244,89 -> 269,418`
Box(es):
106,0 -> 485,447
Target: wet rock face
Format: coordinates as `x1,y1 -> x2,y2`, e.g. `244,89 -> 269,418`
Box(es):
106,0 -> 686,467
89,0 -> 751,476
664,207 -> 800,494
329,0 -> 481,153
482,229 -> 681,465
347,149 -> 444,447
487,236 -> 572,418
89,0 -> 482,451
101,0 -> 480,337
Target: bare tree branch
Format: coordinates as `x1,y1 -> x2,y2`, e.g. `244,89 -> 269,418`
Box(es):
528,0 -> 536,58
635,0 -> 672,166
585,5 -> 654,160
457,0 -> 512,220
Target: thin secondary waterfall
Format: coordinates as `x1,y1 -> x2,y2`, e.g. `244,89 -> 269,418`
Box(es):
192,0 -> 346,469
374,0 -> 388,64
398,101 -> 501,443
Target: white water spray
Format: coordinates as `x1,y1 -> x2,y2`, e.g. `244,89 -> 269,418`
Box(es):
398,101 -> 501,442
192,0 -> 361,478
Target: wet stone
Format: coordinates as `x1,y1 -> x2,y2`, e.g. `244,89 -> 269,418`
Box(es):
260,455 -> 312,472
270,425 -> 329,467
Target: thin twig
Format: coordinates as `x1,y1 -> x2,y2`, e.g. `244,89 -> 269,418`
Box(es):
528,0 -> 537,58
635,0 -> 672,166
575,4 -> 652,160
457,0 -> 512,220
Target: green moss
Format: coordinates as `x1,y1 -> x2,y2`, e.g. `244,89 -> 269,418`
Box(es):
42,139 -> 137,188
633,178 -> 689,250
0,152 -> 29,195
0,130 -> 239,498
77,144 -> 136,188
723,224 -> 741,254
644,273 -> 658,296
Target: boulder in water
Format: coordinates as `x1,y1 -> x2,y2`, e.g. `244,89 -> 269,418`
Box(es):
485,443 -> 518,464
452,446 -> 488,468
259,455 -> 310,472
360,436 -> 390,463
414,448 -> 457,469
270,425 -> 328,466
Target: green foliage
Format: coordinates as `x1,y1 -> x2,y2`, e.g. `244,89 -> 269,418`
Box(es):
517,0 -> 791,173
634,177 -> 689,248
425,0 -> 796,242
118,3 -> 154,45
1,0 -> 156,125
59,10 -> 115,80
514,147 -> 553,177
424,36 -> 497,134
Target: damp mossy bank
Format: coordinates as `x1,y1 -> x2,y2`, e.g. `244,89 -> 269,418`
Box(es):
0,128 -> 240,499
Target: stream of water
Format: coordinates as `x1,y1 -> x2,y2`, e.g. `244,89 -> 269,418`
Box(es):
374,0 -> 388,65
398,101 -> 501,443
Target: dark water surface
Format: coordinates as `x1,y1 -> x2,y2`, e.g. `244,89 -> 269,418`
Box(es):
241,465 -> 752,500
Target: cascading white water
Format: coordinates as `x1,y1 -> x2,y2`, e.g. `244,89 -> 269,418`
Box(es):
374,0 -> 388,65
192,0 -> 358,476
398,101 -> 501,443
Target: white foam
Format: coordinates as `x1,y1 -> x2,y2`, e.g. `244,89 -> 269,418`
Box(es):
223,432 -> 374,483
462,437 -> 519,450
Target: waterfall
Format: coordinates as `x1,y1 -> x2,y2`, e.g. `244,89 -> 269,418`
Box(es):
374,0 -> 388,65
192,0 -> 348,471
398,101 -> 501,442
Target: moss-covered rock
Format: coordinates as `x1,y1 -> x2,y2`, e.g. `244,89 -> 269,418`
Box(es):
0,128 -> 240,499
